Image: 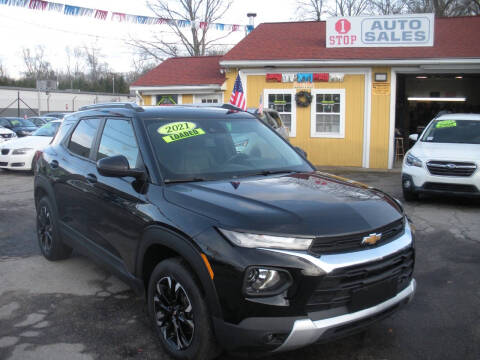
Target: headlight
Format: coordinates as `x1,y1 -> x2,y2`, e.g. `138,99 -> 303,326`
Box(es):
219,229 -> 313,250
405,153 -> 423,167
12,148 -> 34,155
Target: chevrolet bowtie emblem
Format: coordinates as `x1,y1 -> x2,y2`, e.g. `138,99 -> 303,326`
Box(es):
362,233 -> 382,245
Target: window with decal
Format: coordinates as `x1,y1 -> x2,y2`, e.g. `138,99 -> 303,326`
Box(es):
156,94 -> 178,105
97,119 -> 141,168
265,90 -> 296,137
195,94 -> 221,104
311,89 -> 345,138
144,116 -> 312,182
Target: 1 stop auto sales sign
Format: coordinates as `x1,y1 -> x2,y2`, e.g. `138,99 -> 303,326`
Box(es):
326,14 -> 434,48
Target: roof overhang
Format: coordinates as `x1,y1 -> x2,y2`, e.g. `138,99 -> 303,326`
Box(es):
130,84 -> 225,95
219,58 -> 480,68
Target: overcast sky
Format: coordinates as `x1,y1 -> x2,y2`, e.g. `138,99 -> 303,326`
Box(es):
0,0 -> 304,78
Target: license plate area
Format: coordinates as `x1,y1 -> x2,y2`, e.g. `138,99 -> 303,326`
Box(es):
349,278 -> 398,312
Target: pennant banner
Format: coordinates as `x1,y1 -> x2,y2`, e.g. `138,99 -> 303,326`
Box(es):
1,0 -> 249,32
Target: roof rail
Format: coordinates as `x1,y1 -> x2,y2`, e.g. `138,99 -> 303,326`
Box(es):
79,102 -> 144,112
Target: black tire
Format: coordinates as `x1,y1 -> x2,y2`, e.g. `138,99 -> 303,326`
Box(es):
148,258 -> 219,360
36,196 -> 72,261
403,188 -> 419,202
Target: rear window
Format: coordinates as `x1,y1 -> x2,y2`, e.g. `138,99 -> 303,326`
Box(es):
68,118 -> 101,158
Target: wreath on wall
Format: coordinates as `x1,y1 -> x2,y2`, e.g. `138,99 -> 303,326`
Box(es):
295,91 -> 312,107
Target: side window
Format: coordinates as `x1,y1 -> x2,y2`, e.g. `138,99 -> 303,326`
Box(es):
68,118 -> 101,158
97,119 -> 140,169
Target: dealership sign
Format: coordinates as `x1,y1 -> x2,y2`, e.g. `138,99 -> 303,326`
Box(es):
326,14 -> 434,48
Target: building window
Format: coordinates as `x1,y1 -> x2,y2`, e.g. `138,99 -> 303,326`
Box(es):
156,94 -> 178,105
194,94 -> 222,104
264,89 -> 296,137
311,89 -> 345,138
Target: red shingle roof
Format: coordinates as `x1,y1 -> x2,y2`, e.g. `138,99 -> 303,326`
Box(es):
131,55 -> 225,87
222,16 -> 480,61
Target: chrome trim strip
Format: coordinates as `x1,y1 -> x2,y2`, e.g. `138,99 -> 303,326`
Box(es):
262,222 -> 413,274
274,279 -> 416,352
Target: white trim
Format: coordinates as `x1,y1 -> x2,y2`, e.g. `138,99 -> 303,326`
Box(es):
178,95 -> 183,105
131,84 -> 223,94
220,58 -> 480,68
264,88 -> 297,138
388,70 -> 397,169
363,69 -> 372,168
310,89 -> 346,139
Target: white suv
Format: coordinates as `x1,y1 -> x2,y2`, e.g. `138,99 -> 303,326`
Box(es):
401,113 -> 480,201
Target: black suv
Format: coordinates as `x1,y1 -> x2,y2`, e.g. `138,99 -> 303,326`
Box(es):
34,103 -> 416,359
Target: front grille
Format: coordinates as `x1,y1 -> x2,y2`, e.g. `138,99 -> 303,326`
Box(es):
427,161 -> 477,177
309,218 -> 405,255
1,149 -> 9,155
306,247 -> 414,312
423,182 -> 478,193
0,162 -> 7,166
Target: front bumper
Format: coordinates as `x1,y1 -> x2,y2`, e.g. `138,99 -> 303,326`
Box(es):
0,152 -> 34,170
213,223 -> 416,353
275,279 -> 415,352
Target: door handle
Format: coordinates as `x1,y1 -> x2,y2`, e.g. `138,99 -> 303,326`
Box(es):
86,173 -> 97,184
50,160 -> 59,168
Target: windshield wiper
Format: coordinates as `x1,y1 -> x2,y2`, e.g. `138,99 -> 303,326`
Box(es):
253,170 -> 300,176
164,177 -> 207,184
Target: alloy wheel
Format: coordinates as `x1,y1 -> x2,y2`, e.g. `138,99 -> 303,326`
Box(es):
153,276 -> 195,351
37,206 -> 53,254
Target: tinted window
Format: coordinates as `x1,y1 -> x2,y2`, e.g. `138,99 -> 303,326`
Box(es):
0,119 -> 8,127
7,118 -> 35,127
97,119 -> 140,168
68,118 -> 101,158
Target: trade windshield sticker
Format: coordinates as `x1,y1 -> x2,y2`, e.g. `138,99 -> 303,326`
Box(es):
157,121 -> 205,143
10,120 -> 20,126
436,120 -> 456,128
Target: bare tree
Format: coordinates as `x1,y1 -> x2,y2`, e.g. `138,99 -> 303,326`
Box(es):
296,0 -> 325,21
81,43 -> 109,82
22,46 -> 53,79
369,0 -> 408,14
0,59 -> 6,78
327,0 -> 370,16
406,0 -> 480,15
128,0 -> 233,61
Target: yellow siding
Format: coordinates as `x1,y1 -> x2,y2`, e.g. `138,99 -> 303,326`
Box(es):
142,95 -> 152,106
244,74 -> 365,167
369,67 -> 392,169
182,95 -> 193,104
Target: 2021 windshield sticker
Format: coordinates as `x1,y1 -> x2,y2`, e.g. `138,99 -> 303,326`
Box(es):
436,120 -> 456,128
157,121 -> 206,143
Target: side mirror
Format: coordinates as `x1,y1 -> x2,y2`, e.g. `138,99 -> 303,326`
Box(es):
409,134 -> 419,142
294,146 -> 307,159
97,155 -> 145,179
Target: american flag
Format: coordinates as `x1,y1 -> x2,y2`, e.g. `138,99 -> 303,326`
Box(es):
229,74 -> 246,110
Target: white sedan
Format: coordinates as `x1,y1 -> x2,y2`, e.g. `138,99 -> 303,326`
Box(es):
0,120 -> 61,171
0,126 -> 17,143
401,113 -> 480,201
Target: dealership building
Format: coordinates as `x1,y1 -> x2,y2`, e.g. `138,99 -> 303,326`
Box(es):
131,15 -> 480,169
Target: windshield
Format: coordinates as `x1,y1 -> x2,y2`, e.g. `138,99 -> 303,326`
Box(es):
421,119 -> 480,144
145,117 -> 312,182
32,121 -> 60,137
8,118 -> 35,127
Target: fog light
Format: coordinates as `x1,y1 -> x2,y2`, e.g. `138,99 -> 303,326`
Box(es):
403,179 -> 411,189
244,267 -> 292,297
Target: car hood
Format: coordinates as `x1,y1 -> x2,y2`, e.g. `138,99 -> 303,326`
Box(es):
0,135 -> 52,150
0,128 -> 14,135
164,172 -> 403,236
411,141 -> 480,163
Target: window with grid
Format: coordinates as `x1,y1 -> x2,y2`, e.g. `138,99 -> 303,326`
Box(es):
266,92 -> 295,137
311,90 -> 345,138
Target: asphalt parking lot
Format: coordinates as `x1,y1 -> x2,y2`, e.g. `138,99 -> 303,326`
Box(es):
0,169 -> 479,360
